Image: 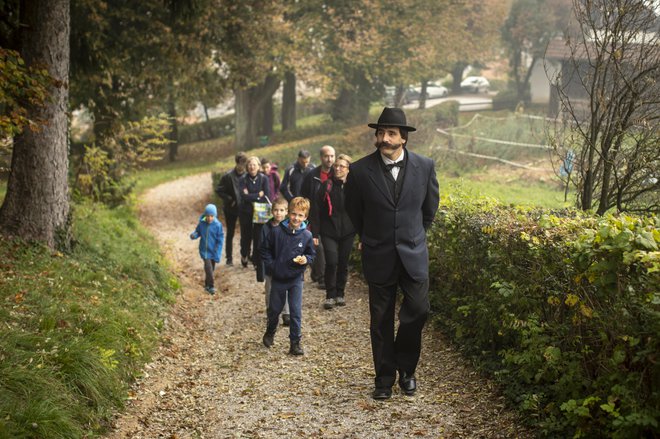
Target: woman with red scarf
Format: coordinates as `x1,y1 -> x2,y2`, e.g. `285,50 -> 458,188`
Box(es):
310,154 -> 356,310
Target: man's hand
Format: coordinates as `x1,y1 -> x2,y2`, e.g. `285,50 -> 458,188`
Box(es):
293,255 -> 307,265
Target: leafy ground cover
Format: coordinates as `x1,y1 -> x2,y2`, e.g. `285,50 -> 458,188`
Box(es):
0,203 -> 178,437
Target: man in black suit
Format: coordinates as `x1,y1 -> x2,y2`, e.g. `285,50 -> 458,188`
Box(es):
345,107 -> 439,400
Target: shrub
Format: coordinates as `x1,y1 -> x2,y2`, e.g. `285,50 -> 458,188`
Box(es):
492,89 -> 523,111
428,194 -> 660,437
178,114 -> 234,144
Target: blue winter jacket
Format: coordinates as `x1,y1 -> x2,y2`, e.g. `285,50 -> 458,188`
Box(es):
190,215 -> 224,262
260,219 -> 315,281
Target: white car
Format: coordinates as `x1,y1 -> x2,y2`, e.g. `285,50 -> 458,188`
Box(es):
460,76 -> 490,93
414,83 -> 449,99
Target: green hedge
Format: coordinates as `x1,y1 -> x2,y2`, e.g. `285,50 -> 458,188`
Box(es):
428,195 -> 659,437
178,114 -> 235,145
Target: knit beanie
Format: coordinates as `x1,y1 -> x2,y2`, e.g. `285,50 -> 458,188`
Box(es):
204,204 -> 217,217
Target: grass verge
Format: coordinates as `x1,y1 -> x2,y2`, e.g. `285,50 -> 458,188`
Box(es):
0,202 -> 178,438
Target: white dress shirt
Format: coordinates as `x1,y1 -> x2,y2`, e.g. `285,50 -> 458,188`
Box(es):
381,153 -> 405,181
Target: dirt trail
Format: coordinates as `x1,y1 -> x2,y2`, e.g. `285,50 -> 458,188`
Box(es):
106,172 -> 531,439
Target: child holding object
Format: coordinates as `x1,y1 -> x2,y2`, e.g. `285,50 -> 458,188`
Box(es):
260,197 -> 315,355
260,197 -> 291,325
190,203 -> 224,294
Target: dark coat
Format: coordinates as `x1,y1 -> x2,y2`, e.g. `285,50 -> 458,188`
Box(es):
238,172 -> 270,215
344,149 -> 439,284
310,176 -> 355,240
260,219 -> 316,281
265,168 -> 281,201
280,161 -> 314,201
216,169 -> 245,215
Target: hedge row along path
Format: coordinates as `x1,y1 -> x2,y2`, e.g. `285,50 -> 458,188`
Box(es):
105,172 -> 532,438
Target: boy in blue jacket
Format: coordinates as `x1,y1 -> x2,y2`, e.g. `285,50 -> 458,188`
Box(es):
261,197 -> 315,355
190,204 -> 224,294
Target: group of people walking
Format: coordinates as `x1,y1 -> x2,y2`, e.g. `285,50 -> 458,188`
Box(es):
190,107 -> 439,400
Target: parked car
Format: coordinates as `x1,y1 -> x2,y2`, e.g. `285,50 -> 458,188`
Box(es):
460,76 -> 490,93
385,86 -> 420,105
414,83 -> 449,99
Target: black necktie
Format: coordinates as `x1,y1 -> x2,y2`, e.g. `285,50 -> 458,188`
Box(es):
385,162 -> 404,171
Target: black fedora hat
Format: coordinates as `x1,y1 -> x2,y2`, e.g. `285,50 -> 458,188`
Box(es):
368,107 -> 416,132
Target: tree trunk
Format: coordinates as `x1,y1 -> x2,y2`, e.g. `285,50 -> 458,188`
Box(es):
234,74 -> 280,150
0,0 -> 71,250
260,95 -> 273,136
580,144 -> 596,211
203,103 -> 210,122
167,94 -> 179,162
451,63 -> 467,94
235,88 -> 256,150
331,70 -> 371,124
418,79 -> 428,110
281,71 -> 296,131
93,78 -> 121,142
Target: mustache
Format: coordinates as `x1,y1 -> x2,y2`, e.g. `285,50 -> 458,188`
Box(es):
375,141 -> 395,149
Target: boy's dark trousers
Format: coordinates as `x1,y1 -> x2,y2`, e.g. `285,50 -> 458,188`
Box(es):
266,278 -> 303,342
223,208 -> 238,263
252,223 -> 265,281
203,259 -> 216,289
322,234 -> 354,299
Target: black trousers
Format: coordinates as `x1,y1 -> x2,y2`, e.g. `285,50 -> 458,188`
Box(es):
321,234 -> 355,299
252,223 -> 264,282
203,259 -> 216,289
311,239 -> 325,283
368,254 -> 429,389
223,208 -> 238,262
238,210 -> 253,259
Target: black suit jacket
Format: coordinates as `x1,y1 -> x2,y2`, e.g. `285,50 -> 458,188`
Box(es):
345,149 -> 439,284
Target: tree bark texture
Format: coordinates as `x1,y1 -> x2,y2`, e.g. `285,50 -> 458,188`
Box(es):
0,0 -> 71,249
331,70 -> 371,124
234,74 -> 280,150
281,71 -> 296,131
260,95 -> 273,136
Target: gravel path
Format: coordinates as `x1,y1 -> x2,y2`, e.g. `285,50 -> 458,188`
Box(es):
105,172 -> 532,439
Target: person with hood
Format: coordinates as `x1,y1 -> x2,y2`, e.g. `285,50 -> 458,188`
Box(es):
279,149 -> 314,201
261,157 -> 281,201
260,197 -> 316,356
190,203 -> 225,294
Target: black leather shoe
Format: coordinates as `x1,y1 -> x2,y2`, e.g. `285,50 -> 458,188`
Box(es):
372,387 -> 392,400
398,372 -> 417,396
262,331 -> 275,348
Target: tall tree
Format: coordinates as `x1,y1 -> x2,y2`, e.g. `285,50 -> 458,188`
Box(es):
445,0 -> 508,93
0,0 -> 71,249
213,0 -> 292,149
502,0 -> 571,101
281,71 -> 297,131
552,0 -> 659,214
